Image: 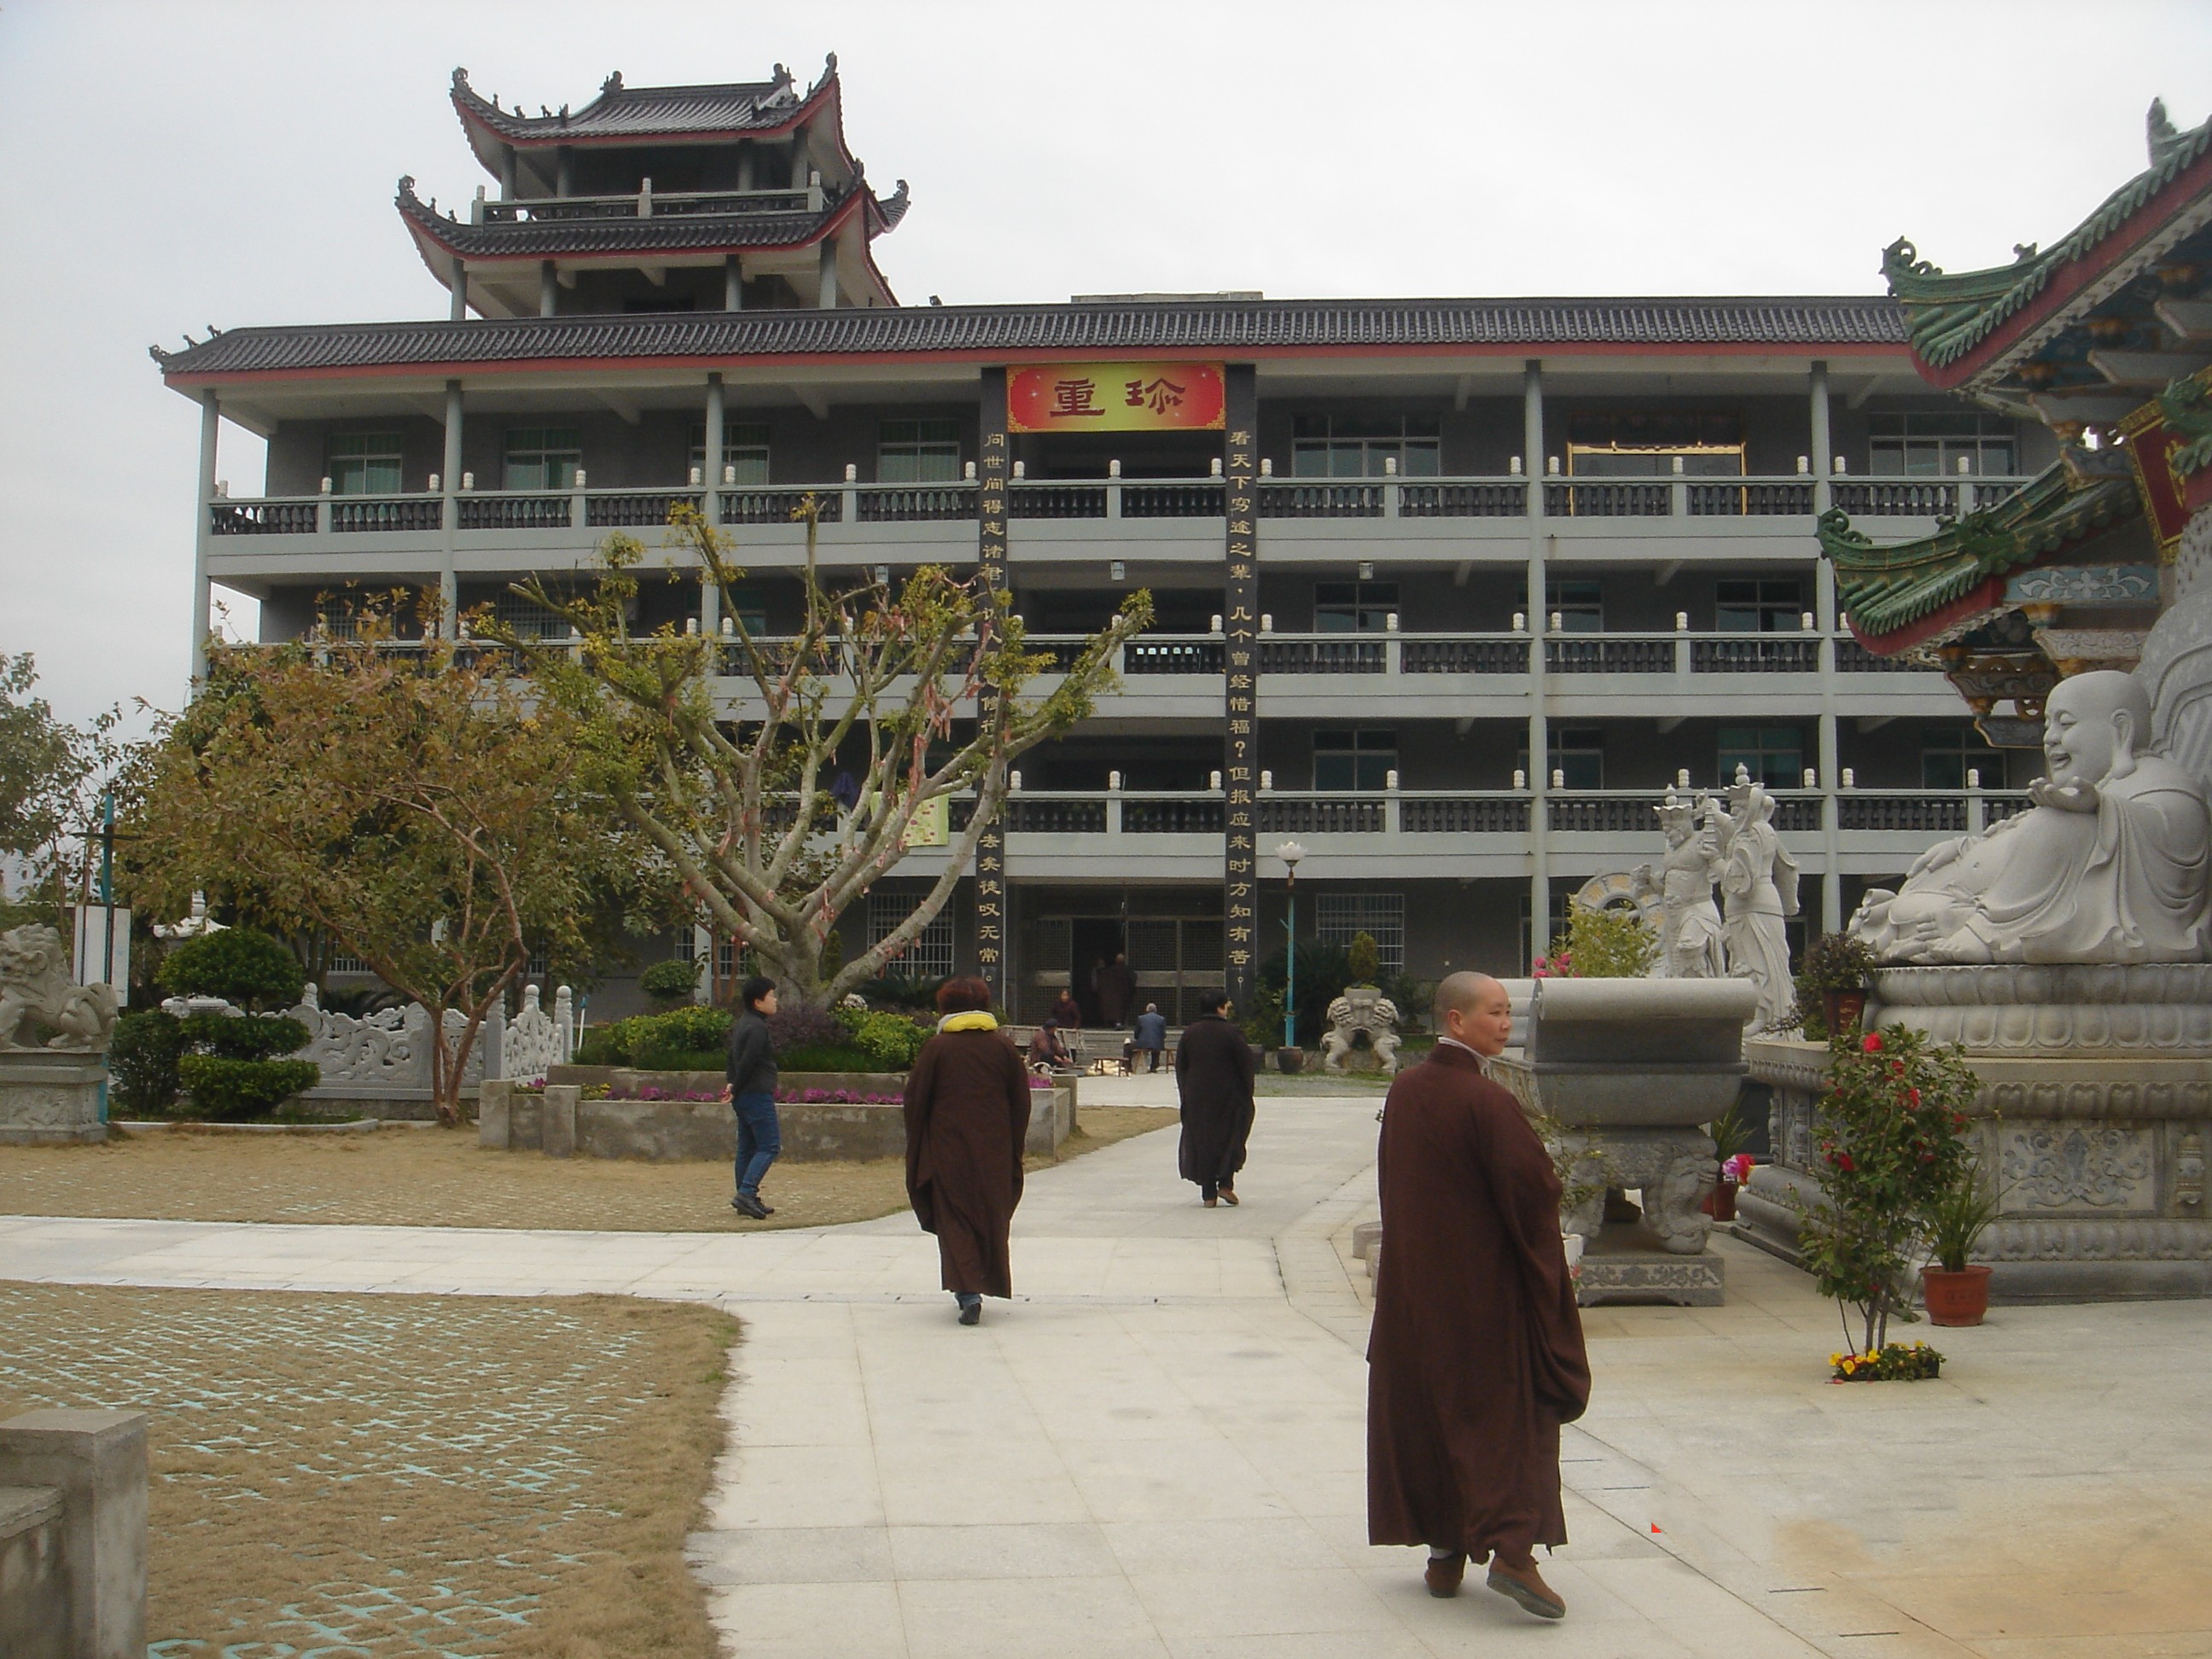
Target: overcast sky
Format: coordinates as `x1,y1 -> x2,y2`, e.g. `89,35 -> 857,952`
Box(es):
3,0 -> 2209,727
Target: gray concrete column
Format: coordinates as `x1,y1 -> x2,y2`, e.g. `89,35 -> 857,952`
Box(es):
556,147 -> 573,197
725,254 -> 744,311
701,374 -> 725,638
1523,358 -> 1550,963
1811,360 -> 1842,931
499,145 -> 516,201
448,256 -> 468,323
0,1408 -> 148,1659
818,235 -> 840,309
538,260 -> 557,317
439,380 -> 463,636
189,391 -> 218,690
789,132 -> 810,189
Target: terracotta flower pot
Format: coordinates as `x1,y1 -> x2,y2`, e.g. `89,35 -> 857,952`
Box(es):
1275,1047 -> 1305,1074
1699,1180 -> 1738,1222
1922,1263 -> 1993,1326
1821,988 -> 1869,1036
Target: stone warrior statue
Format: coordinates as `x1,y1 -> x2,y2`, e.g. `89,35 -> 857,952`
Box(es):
1712,768 -> 1799,1029
1630,794 -> 1726,979
1851,669 -> 2211,964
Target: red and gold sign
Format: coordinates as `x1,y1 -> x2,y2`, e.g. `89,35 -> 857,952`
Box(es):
1007,362 -> 1225,434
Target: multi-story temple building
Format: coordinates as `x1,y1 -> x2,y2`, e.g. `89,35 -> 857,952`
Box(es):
152,58 -> 2053,1019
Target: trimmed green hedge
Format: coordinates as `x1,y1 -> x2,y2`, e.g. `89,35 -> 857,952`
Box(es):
575,1001 -> 932,1073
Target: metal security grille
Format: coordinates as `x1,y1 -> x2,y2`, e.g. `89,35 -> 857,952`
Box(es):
1316,893 -> 1406,975
869,891 -> 956,980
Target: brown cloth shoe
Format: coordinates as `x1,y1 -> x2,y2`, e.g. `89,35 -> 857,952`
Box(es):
1486,1557 -> 1566,1620
1423,1552 -> 1466,1598
1217,1185 -> 1240,1206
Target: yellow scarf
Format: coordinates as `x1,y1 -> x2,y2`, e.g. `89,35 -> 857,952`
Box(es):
939,1011 -> 998,1033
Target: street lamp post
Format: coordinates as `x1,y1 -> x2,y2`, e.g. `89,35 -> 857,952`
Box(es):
1277,840 -> 1307,1052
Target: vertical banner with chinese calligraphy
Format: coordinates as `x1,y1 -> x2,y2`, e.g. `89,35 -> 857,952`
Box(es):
1223,364 -> 1260,1011
974,368 -> 1010,1009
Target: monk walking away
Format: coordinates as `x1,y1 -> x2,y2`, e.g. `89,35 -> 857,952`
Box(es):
1367,971 -> 1590,1621
902,976 -> 1033,1326
1174,989 -> 1256,1206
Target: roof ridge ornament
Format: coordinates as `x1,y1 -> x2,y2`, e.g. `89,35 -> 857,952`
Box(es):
1880,236 -> 1941,288
2149,97 -> 2182,166
602,70 -> 624,96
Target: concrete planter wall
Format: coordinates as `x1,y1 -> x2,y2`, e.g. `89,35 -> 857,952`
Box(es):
481,1074 -> 1076,1162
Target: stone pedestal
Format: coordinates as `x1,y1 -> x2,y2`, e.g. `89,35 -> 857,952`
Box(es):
1747,964 -> 2212,1303
0,1051 -> 108,1145
1489,976 -> 1757,1307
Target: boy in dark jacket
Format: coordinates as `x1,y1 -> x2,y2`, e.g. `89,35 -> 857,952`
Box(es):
725,976 -> 780,1218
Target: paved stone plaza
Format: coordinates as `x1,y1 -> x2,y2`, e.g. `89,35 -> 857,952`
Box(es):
4,1086 -> 2209,1657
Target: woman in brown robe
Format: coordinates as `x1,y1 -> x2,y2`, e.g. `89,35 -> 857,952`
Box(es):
903,976 -> 1034,1325
1174,990 -> 1257,1205
1367,971 -> 1590,1621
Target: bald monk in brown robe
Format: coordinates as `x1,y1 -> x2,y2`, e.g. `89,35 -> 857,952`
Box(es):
1367,970 -> 1590,1619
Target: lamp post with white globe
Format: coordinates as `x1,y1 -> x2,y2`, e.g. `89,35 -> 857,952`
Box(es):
1276,839 -> 1307,1055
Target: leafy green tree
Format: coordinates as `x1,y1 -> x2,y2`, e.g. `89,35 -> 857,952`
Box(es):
119,608 -> 669,1125
0,653 -> 119,920
496,501 -> 1150,1009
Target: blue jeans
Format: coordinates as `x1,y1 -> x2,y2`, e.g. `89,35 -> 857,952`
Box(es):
732,1090 -> 781,1197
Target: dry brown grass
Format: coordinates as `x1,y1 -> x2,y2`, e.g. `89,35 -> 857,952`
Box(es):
0,1283 -> 736,1658
0,1106 -> 1179,1233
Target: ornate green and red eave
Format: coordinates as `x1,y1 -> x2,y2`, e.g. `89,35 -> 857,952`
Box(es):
1819,451 -> 2143,655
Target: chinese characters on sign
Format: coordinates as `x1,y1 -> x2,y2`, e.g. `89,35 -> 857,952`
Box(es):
974,369 -> 1011,1006
1007,363 -> 1227,434
1221,364 -> 1260,1010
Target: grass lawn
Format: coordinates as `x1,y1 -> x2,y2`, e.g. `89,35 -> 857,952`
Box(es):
0,1106 -> 1179,1232
0,1283 -> 735,1658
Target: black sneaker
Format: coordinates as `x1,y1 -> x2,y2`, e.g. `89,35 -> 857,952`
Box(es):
731,1193 -> 768,1219
958,1300 -> 981,1326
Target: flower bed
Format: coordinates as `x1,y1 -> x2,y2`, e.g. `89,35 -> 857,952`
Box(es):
1830,1341 -> 1943,1382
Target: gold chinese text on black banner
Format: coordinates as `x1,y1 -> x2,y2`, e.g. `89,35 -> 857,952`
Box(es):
1223,364 -> 1259,1010
975,368 -> 1010,1008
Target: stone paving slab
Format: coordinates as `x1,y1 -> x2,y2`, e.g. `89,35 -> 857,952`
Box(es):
6,1095 -> 2210,1657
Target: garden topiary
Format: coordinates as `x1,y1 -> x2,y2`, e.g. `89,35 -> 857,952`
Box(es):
638,956 -> 701,1008
834,1004 -> 931,1070
155,928 -> 321,1120
107,1009 -> 186,1116
1346,931 -> 1382,988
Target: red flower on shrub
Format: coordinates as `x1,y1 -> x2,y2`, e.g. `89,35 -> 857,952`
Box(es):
1861,1033 -> 1883,1053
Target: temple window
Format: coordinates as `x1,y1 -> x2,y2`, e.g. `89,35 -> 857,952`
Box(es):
1920,725 -> 1999,789
1718,725 -> 1804,788
1313,728 -> 1398,791
1316,892 -> 1406,975
878,418 -> 961,483
504,427 -> 583,490
325,432 -> 403,495
1291,415 -> 1440,478
1714,579 -> 1805,633
690,421 -> 772,485
1868,412 -> 2015,476
1313,580 -> 1400,632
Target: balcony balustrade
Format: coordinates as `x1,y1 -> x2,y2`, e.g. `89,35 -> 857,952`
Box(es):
480,184 -> 824,224
208,474 -> 2032,538
1549,791 -> 1823,833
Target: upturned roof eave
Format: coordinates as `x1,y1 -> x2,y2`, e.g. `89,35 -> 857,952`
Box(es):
1822,463 -> 2143,646
395,182 -> 870,270
451,66 -> 847,176
1885,113 -> 2212,393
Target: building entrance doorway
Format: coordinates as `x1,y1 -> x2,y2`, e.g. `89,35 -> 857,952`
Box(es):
1070,918 -> 1125,1026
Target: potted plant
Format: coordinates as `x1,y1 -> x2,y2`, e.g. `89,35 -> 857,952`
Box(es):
1701,1098 -> 1755,1222
1790,1025 -> 1979,1379
1798,932 -> 1879,1038
1922,1162 -> 2000,1326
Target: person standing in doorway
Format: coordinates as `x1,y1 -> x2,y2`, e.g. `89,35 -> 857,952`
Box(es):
1174,990 -> 1256,1207
1131,1002 -> 1168,1073
725,975 -> 782,1220
1095,951 -> 1138,1028
1367,971 -> 1589,1621
1049,984 -> 1085,1030
903,976 -> 1034,1325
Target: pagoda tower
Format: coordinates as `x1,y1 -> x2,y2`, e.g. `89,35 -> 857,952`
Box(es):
399,54 -> 909,320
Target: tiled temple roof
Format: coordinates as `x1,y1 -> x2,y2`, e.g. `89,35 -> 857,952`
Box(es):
451,62 -> 829,146
1819,456 -> 2142,647
1882,100 -> 2212,383
393,176 -> 905,260
152,295 -> 1906,377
